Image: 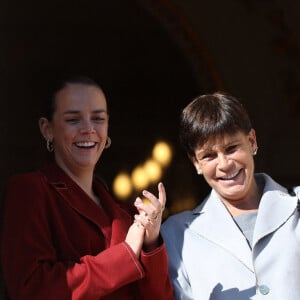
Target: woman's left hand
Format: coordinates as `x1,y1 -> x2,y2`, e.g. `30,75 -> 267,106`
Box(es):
134,182 -> 166,251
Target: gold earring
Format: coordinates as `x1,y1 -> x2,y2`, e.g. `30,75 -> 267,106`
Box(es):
47,140 -> 54,152
105,137 -> 111,149
253,147 -> 258,156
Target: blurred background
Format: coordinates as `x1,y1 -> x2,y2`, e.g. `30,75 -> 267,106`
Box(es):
0,0 -> 300,296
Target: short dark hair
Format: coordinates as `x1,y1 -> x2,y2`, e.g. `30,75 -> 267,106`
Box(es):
179,92 -> 252,158
43,75 -> 104,121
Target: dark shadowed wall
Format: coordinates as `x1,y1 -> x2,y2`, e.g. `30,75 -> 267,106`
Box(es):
1,0 -> 299,297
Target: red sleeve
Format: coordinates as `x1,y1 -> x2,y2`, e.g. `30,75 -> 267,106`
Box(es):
136,238 -> 174,300
1,174 -> 145,299
65,242 -> 144,298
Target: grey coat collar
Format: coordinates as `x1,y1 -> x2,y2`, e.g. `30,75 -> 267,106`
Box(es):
185,173 -> 298,272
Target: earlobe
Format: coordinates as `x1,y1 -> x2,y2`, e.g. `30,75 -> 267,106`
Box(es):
248,128 -> 257,151
39,117 -> 53,141
192,157 -> 202,175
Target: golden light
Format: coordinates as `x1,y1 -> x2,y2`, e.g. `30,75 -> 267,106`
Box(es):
131,166 -> 149,190
112,172 -> 132,199
152,141 -> 172,166
143,159 -> 162,183
142,198 -> 152,206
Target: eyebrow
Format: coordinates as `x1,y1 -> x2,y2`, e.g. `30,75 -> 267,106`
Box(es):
63,109 -> 108,115
197,138 -> 240,154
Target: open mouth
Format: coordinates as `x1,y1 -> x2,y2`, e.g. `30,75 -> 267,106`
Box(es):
219,169 -> 242,181
75,142 -> 97,149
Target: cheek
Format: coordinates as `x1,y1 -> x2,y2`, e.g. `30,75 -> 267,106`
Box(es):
97,126 -> 108,136
53,126 -> 76,143
240,151 -> 254,165
233,149 -> 251,162
202,164 -> 216,178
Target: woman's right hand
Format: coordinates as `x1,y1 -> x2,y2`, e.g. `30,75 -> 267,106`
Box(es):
125,221 -> 145,257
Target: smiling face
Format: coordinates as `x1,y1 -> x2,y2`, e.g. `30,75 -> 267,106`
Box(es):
39,83 -> 109,177
192,129 -> 258,206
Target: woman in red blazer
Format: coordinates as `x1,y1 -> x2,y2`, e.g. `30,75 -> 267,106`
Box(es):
1,76 -> 173,299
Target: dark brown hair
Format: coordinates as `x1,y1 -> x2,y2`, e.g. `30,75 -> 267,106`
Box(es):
179,92 -> 252,158
43,76 -> 104,121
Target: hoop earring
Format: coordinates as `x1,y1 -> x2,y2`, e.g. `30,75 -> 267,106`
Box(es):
253,147 -> 258,156
47,140 -> 54,152
105,137 -> 111,149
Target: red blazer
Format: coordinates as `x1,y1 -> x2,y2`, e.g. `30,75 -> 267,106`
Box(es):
1,162 -> 173,300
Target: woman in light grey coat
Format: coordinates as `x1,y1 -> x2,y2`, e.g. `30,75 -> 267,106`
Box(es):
161,92 -> 300,300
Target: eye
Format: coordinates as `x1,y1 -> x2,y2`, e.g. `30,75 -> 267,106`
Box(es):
226,145 -> 238,154
65,118 -> 79,124
199,152 -> 216,161
93,115 -> 107,123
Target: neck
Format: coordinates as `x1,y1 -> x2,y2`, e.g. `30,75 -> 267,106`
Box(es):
71,173 -> 93,195
225,202 -> 259,217
56,161 -> 98,204
222,181 -> 262,217
68,172 -> 101,205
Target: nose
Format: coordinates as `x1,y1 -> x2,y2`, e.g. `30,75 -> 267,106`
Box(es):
217,153 -> 231,171
80,120 -> 95,134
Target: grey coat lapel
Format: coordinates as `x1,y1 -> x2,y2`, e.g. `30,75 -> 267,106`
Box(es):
253,173 -> 298,247
184,174 -> 298,273
186,190 -> 254,272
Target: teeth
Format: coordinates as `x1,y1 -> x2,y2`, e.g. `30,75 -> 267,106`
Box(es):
76,142 -> 96,148
221,170 -> 240,180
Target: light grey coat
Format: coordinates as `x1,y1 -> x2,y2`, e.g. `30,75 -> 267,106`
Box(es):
161,173 -> 300,300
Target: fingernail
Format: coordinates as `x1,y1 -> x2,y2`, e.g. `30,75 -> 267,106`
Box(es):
135,197 -> 142,204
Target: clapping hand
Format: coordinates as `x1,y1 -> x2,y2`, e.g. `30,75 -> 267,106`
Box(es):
134,182 -> 166,251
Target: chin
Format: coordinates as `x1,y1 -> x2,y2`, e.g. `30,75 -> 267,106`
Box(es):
219,187 -> 247,200
76,160 -> 98,169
